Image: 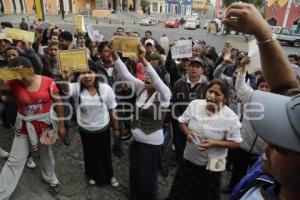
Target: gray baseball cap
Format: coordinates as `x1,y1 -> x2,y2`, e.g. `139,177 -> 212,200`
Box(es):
249,91 -> 300,153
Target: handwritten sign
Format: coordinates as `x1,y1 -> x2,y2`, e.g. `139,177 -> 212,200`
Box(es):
75,15 -> 86,32
4,28 -> 35,43
0,68 -> 34,80
111,36 -> 139,57
86,25 -> 104,43
58,49 -> 88,72
246,40 -> 261,73
171,40 -> 192,59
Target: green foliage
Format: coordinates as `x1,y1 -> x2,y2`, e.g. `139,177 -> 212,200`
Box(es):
222,0 -> 264,8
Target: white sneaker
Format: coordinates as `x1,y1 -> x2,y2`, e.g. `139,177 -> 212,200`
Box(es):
88,179 -> 96,186
26,157 -> 36,169
110,177 -> 119,187
0,148 -> 9,158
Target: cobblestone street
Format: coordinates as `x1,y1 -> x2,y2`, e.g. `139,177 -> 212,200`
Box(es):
0,125 -> 230,200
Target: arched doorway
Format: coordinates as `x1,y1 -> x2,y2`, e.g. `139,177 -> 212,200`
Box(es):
268,17 -> 277,26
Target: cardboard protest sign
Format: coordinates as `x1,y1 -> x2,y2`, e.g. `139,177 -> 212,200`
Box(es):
171,40 -> 192,59
4,28 -> 35,43
87,25 -> 104,43
246,40 -> 262,73
58,49 -> 88,72
75,15 -> 86,32
111,36 -> 139,57
0,68 -> 34,81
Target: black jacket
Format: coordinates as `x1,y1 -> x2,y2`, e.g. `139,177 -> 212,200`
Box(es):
172,76 -> 207,118
165,50 -> 187,88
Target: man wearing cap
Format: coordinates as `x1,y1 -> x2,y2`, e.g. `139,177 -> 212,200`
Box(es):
171,58 -> 207,165
144,39 -> 157,61
222,3 -> 300,200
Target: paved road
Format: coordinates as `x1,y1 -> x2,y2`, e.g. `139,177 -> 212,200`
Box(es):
0,125 -> 231,200
0,14 -> 298,54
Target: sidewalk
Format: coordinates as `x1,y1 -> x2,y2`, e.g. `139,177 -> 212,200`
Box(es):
0,125 -> 172,200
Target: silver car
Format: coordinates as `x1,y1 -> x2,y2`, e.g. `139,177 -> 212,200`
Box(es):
139,16 -> 158,26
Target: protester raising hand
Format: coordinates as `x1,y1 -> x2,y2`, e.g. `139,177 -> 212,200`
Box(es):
238,56 -> 250,73
222,3 -> 271,41
223,2 -> 298,92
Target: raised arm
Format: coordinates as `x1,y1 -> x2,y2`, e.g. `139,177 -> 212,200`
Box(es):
222,3 -> 299,92
235,57 -> 253,102
138,46 -> 171,106
112,52 -> 144,95
213,62 -> 232,83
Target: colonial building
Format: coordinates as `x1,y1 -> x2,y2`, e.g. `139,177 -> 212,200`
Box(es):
266,0 -> 300,30
192,0 -> 210,17
1,0 -> 142,17
214,0 -> 300,30
166,0 -> 192,15
150,0 -> 166,14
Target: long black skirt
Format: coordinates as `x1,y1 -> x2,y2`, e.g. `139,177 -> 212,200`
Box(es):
129,141 -> 162,200
168,159 -> 222,200
79,127 -> 113,185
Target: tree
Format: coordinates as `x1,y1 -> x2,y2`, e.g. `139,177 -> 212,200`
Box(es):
141,0 -> 150,13
222,0 -> 264,8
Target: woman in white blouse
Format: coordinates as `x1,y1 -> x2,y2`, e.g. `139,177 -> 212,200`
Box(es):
111,44 -> 171,200
61,65 -> 120,187
168,78 -> 242,200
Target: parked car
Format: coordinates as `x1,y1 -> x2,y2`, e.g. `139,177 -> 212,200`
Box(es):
185,18 -> 198,29
165,18 -> 181,28
272,27 -> 300,47
139,16 -> 158,26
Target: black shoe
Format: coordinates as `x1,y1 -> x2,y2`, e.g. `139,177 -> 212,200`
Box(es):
113,144 -> 124,157
221,185 -> 233,194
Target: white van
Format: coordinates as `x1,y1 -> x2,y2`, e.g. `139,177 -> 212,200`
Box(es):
184,16 -> 200,30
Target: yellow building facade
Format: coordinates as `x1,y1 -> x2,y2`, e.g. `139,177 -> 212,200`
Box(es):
1,0 -> 140,17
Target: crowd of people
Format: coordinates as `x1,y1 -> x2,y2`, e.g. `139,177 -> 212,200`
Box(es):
0,2 -> 300,200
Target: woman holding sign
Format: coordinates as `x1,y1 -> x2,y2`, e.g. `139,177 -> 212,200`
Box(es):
61,64 -> 120,187
112,43 -> 171,200
0,56 -> 66,198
